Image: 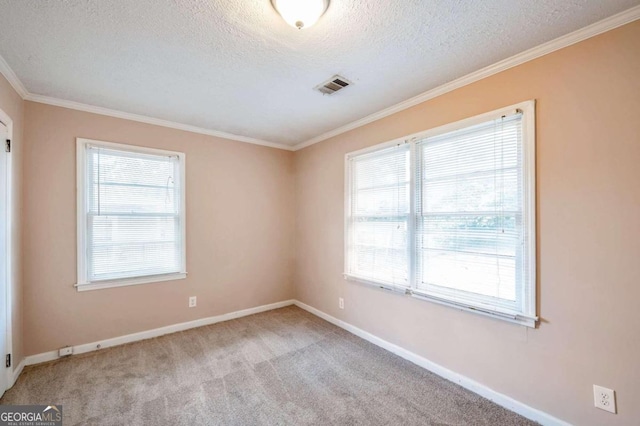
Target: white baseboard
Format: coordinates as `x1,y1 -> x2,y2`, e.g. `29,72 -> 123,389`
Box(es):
9,358 -> 25,388
24,299 -> 295,366
293,300 -> 571,426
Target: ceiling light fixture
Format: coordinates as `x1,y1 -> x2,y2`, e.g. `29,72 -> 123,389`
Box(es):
271,0 -> 330,30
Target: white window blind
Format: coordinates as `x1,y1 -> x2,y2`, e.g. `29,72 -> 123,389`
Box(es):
77,139 -> 186,290
415,114 -> 529,314
345,144 -> 410,291
345,102 -> 536,326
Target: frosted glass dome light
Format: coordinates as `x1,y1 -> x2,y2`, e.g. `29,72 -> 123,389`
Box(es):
271,0 -> 330,29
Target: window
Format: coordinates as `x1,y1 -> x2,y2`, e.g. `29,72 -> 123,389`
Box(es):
76,139 -> 186,291
345,101 -> 536,326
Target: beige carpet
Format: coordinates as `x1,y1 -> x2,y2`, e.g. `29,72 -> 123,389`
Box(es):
1,306 -> 536,425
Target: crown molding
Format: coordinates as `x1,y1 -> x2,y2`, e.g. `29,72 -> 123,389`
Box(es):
0,54 -> 28,98
23,93 -> 294,150
292,5 -> 640,151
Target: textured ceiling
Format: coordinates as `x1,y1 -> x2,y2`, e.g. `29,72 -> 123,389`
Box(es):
0,0 -> 638,146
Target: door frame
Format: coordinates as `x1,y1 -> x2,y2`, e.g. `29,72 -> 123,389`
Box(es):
0,107 -> 14,392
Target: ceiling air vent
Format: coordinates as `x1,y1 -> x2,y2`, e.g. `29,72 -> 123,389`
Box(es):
315,75 -> 352,95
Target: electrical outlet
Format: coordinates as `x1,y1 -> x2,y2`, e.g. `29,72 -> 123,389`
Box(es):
58,346 -> 73,357
189,296 -> 197,308
338,297 -> 344,309
593,385 -> 616,414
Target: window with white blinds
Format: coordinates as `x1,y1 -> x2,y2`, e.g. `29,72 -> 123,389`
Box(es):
345,144 -> 410,291
77,139 -> 186,291
345,102 -> 536,326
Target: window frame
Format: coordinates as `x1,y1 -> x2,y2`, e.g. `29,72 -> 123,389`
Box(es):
344,100 -> 536,327
76,138 -> 187,292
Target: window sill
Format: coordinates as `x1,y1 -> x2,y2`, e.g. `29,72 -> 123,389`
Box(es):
344,273 -> 537,328
76,272 -> 187,292
343,273 -> 409,294
410,291 -> 537,328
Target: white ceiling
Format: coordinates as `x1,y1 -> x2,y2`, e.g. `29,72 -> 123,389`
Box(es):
0,0 -> 638,147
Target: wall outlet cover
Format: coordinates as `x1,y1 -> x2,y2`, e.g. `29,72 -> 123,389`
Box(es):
593,385 -> 616,414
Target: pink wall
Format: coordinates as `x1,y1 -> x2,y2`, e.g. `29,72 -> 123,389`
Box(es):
294,22 -> 640,425
22,102 -> 295,355
0,74 -> 24,374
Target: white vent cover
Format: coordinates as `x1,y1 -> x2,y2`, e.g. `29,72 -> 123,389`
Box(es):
314,75 -> 352,95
